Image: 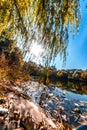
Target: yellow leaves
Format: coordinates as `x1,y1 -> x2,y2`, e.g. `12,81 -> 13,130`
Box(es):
81,71 -> 87,80
34,5 -> 39,14
15,0 -> 29,15
0,0 -> 12,36
0,0 -> 81,64
0,12 -> 10,35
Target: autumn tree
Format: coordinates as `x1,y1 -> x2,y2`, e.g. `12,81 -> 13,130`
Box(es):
0,0 -> 81,64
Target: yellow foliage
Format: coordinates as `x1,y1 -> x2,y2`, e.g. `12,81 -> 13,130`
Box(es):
81,71 -> 87,79
0,0 -> 81,64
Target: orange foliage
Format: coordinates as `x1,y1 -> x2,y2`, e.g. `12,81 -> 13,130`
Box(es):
81,71 -> 87,80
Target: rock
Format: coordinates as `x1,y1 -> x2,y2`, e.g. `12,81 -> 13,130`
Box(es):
0,116 -> 4,123
79,103 -> 84,107
48,100 -> 52,103
58,106 -> 64,111
63,91 -> 68,95
80,101 -> 87,105
48,93 -> 54,97
7,92 -> 58,130
73,108 -> 81,113
0,99 -> 6,104
80,114 -> 86,119
62,114 -> 68,122
0,107 -> 8,116
40,92 -> 47,100
0,123 -> 7,130
74,103 -> 79,107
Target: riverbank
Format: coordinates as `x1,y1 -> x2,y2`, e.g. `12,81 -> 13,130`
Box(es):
0,79 -> 64,130
0,79 -> 87,130
21,80 -> 87,128
23,61 -> 87,84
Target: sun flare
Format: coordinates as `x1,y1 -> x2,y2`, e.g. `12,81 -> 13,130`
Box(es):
30,41 -> 43,57
27,40 -> 44,64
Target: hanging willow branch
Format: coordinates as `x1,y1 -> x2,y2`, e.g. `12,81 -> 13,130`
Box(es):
0,0 -> 81,65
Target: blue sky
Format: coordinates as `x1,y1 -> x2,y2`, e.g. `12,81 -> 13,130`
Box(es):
55,0 -> 87,70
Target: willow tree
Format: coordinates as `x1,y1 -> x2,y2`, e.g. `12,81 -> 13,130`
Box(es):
0,0 -> 81,65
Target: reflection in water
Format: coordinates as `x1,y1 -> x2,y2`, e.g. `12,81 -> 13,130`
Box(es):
56,81 -> 87,95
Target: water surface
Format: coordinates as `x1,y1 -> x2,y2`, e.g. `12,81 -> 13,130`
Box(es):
24,81 -> 87,127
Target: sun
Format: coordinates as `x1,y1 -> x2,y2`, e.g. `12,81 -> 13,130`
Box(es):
30,41 -> 43,57
28,40 -> 44,64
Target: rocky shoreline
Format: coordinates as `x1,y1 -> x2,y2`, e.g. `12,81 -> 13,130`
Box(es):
0,79 -> 63,130
0,79 -> 87,130
22,81 -> 87,128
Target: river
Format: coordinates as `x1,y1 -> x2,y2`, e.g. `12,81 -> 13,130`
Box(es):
22,81 -> 87,128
